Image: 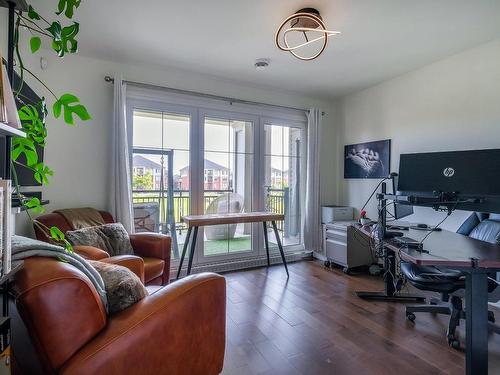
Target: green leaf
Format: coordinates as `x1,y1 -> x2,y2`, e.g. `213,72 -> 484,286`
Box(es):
46,21 -> 79,57
33,163 -> 54,185
46,21 -> 62,41
11,137 -> 38,166
28,5 -> 41,20
56,0 -> 81,19
18,104 -> 47,144
53,93 -> 91,125
57,255 -> 69,263
30,37 -> 41,53
49,227 -> 73,253
63,240 -> 74,254
50,226 -> 65,241
24,197 -> 45,214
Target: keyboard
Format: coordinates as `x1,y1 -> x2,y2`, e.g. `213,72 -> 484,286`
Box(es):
394,236 -> 420,245
392,236 -> 427,252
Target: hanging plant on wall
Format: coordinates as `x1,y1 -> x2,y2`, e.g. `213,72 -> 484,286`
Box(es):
11,0 -> 91,252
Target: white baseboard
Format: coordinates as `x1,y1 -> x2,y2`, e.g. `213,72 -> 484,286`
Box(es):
171,252 -> 308,278
313,251 -> 326,261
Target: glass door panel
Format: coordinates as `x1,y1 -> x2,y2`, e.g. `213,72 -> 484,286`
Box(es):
264,123 -> 305,250
202,117 -> 254,259
131,109 -> 191,260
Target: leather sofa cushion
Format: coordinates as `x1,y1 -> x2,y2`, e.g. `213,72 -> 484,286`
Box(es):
143,257 -> 165,283
469,219 -> 500,244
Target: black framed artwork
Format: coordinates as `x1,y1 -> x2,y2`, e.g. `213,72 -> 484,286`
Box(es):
344,139 -> 391,179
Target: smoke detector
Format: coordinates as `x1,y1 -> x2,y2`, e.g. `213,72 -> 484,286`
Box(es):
254,58 -> 270,70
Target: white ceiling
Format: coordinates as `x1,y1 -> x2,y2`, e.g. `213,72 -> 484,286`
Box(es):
38,0 -> 500,99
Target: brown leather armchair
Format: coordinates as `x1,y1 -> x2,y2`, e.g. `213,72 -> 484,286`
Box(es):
34,210 -> 171,285
12,257 -> 226,375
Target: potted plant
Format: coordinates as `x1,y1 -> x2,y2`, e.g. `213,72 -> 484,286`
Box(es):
9,0 -> 91,252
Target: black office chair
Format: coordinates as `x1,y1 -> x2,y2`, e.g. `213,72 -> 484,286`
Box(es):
402,213 -> 500,349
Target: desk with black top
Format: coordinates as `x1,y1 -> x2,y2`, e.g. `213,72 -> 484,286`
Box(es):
176,212 -> 288,279
355,223 -> 500,375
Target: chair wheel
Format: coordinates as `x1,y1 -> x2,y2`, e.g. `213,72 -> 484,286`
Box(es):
324,260 -> 331,268
343,267 -> 351,275
406,312 -> 416,322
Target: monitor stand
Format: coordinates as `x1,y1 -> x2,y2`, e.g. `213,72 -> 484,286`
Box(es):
356,182 -> 426,303
356,245 -> 426,302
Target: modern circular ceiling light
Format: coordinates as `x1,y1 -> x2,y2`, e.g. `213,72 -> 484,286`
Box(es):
275,8 -> 340,61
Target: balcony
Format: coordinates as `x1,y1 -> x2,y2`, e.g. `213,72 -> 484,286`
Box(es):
131,189 -> 286,232
131,189 -> 297,257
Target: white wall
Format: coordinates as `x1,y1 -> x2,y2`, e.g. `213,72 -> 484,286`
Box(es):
0,9 -> 335,235
336,38 -> 500,231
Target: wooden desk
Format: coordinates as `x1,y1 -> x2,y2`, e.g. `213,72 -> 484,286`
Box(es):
356,224 -> 500,375
176,212 -> 288,279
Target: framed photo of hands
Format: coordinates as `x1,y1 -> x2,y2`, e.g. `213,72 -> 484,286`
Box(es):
344,139 -> 391,179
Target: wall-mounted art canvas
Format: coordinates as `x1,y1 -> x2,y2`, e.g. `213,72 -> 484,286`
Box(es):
344,139 -> 391,179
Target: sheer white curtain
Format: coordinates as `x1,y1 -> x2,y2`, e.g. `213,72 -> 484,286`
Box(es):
109,75 -> 134,233
304,108 -> 322,251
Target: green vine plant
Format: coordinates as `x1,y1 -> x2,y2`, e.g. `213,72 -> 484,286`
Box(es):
10,0 -> 91,253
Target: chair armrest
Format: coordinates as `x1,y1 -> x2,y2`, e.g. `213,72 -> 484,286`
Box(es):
60,273 -> 226,375
98,255 -> 145,283
129,233 -> 171,261
73,246 -> 110,260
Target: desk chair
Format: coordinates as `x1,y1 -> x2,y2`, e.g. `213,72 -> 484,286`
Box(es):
402,213 -> 500,348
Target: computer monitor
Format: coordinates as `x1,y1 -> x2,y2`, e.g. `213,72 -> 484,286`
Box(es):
398,148 -> 500,213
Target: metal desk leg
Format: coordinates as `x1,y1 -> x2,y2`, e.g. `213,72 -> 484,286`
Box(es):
263,222 -> 270,266
271,221 -> 289,277
465,270 -> 489,375
176,226 -> 192,280
186,226 -> 199,276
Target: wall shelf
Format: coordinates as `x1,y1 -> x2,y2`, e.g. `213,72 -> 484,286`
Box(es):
0,122 -> 25,138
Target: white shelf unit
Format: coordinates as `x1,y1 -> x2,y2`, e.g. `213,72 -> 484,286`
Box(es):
0,122 -> 25,138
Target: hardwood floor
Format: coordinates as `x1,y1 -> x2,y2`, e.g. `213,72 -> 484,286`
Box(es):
221,260 -> 500,375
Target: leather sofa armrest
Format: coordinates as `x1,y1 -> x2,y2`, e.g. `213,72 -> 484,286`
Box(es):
60,273 -> 226,375
73,246 -> 110,260
129,233 -> 171,261
99,255 -> 145,283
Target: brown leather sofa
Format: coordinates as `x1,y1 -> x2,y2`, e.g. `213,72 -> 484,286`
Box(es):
34,210 -> 171,285
12,257 -> 226,375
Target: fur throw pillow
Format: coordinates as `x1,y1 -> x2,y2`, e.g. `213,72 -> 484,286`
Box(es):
66,223 -> 134,256
89,260 -> 148,314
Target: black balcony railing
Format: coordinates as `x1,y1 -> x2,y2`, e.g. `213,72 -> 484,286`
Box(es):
131,189 -> 287,232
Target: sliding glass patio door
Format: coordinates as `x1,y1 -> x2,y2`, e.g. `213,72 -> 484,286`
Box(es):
129,103 -> 198,266
129,98 -> 306,270
197,110 -> 260,263
262,119 -> 306,252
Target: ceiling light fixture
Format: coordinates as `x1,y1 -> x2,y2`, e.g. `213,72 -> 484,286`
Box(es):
275,8 -> 340,61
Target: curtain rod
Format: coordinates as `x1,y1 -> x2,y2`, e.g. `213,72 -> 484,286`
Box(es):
104,76 -> 325,116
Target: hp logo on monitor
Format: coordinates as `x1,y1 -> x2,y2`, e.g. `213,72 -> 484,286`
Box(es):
443,167 -> 455,177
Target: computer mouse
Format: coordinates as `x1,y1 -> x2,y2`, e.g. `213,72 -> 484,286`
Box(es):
417,223 -> 429,229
